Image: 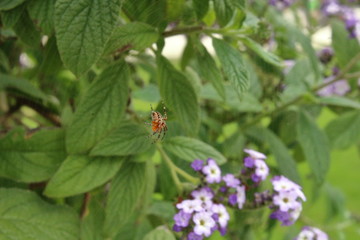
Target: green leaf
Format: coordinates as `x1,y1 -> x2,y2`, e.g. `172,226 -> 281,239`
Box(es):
44,155 -> 124,198
27,0 -> 56,35
0,49 -> 10,72
0,73 -> 48,100
157,55 -> 200,135
241,37 -> 283,67
297,110 -> 330,184
163,136 -> 227,165
213,0 -> 234,26
331,20 -> 360,70
122,0 -> 165,26
166,0 -> 185,20
319,96 -> 360,109
325,110 -> 360,149
212,38 -> 249,95
143,226 -> 176,240
104,161 -> 148,237
80,196 -> 105,240
0,128 -> 66,183
0,0 -> 25,10
291,27 -> 320,81
12,10 -> 41,47
105,22 -> 159,54
66,61 -> 129,154
55,0 -> 120,75
0,188 -> 79,240
246,127 -> 301,183
90,121 -> 152,156
0,3 -> 24,28
192,0 -> 209,20
196,43 -> 225,100
39,35 -> 63,76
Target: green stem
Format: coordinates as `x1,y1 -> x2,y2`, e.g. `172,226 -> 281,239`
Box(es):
241,52 -> 360,129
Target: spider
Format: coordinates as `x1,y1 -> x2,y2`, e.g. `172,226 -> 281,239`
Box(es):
145,104 -> 168,142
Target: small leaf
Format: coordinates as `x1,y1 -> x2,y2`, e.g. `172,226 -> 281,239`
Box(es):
163,136 -> 227,165
0,188 -> 79,239
213,0 -> 234,26
319,96 -> 360,109
105,22 -> 159,54
104,161 -> 148,237
66,61 -> 129,154
325,110 -> 360,149
90,121 -> 152,156
212,38 -> 249,95
0,128 -> 66,183
241,37 -> 283,67
246,127 -> 301,183
331,19 -> 360,70
0,0 -> 25,10
157,55 -> 200,135
44,155 -> 124,198
196,43 -> 225,100
55,0 -> 121,75
297,110 -> 330,184
27,0 -> 56,35
0,73 -> 48,100
143,226 -> 176,240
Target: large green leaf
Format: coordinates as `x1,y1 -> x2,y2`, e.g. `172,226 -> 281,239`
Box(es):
90,121 -> 152,156
157,55 -> 200,135
0,4 -> 24,28
104,161 -> 149,237
27,0 -> 56,35
331,20 -> 360,70
193,0 -> 209,20
297,110 -> 330,184
44,155 -> 124,198
143,226 -> 176,240
196,43 -> 225,100
163,136 -> 227,165
325,110 -> 360,149
213,0 -> 234,26
212,38 -> 249,96
80,196 -> 105,240
246,127 -> 301,183
0,128 -> 66,183
0,188 -> 79,240
241,37 -> 283,67
66,61 -> 129,154
0,0 -> 25,10
55,0 -> 120,75
105,22 -> 159,54
12,10 -> 41,47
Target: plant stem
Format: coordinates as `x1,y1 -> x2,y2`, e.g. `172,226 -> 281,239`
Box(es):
163,26 -> 204,37
241,52 -> 360,129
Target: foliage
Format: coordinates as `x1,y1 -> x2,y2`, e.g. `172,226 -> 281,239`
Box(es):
1,0 -> 360,239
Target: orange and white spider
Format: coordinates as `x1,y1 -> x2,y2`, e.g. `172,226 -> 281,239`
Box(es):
145,104 -> 168,142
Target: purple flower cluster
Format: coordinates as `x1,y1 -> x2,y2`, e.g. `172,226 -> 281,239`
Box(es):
317,75 -> 350,97
243,149 -> 269,183
269,0 -> 296,10
321,0 -> 360,38
295,226 -> 328,240
270,176 -> 306,226
174,159 -> 246,239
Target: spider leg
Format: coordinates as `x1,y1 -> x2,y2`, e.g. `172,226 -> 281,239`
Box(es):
161,126 -> 167,141
144,122 -> 152,126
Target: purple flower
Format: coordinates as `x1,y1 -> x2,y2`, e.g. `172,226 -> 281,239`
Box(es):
193,212 -> 216,237
173,224 -> 183,232
270,210 -> 292,226
187,232 -> 203,240
317,76 -> 350,97
202,159 -> 221,183
211,204 -> 230,228
191,159 -> 204,171
244,149 -> 267,160
273,190 -> 299,212
254,159 -> 269,181
222,174 -> 241,188
321,0 -> 342,16
269,0 -> 296,9
271,176 -> 306,201
235,185 -> 246,209
342,7 -> 359,38
176,199 -> 203,214
295,226 -> 328,240
174,210 -> 192,227
244,157 -> 255,168
228,193 -> 237,206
